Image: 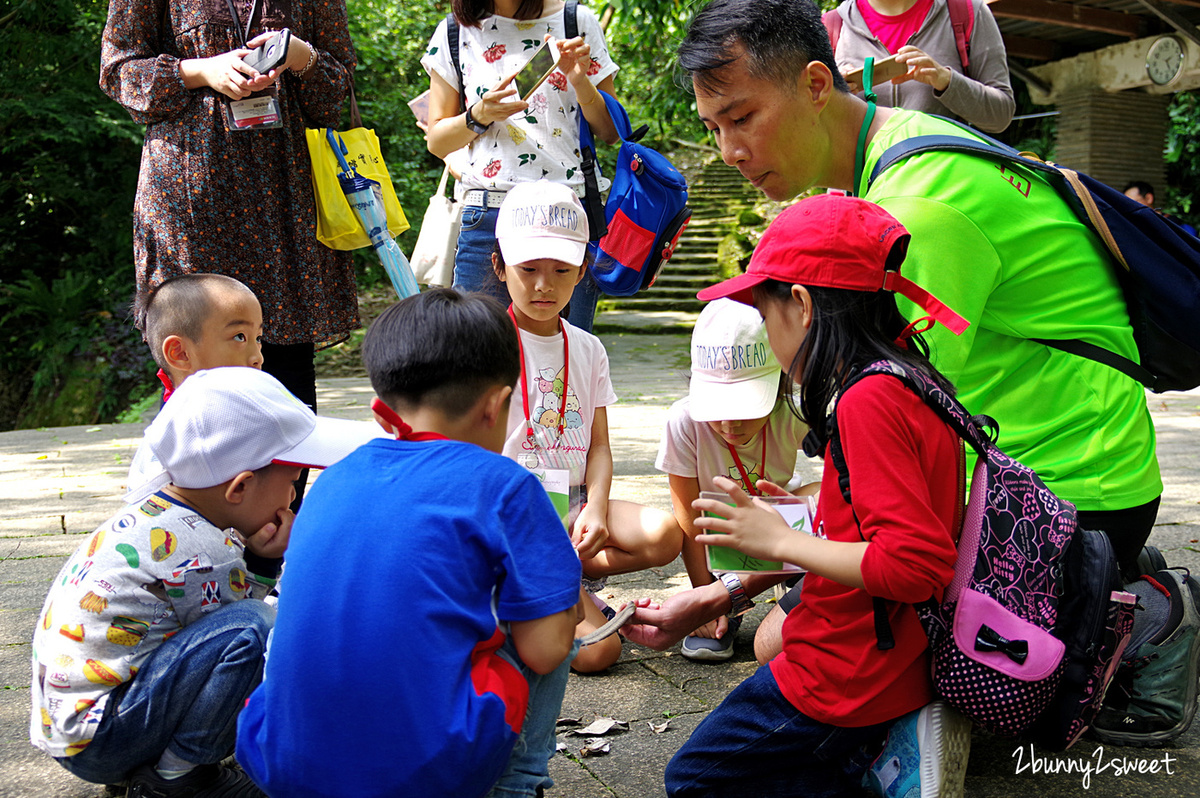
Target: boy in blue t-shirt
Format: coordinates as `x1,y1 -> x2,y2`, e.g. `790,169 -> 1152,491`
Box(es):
237,289 -> 585,798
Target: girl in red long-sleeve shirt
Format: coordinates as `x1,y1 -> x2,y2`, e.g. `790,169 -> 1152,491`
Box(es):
665,194 -> 970,797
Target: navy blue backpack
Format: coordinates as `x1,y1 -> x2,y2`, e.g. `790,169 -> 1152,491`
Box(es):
867,120 -> 1200,392
577,92 -> 691,297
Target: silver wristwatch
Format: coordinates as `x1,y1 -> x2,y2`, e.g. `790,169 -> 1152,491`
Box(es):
719,572 -> 755,617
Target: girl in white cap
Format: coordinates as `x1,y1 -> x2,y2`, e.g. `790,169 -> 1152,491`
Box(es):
493,179 -> 683,673
655,298 -> 815,663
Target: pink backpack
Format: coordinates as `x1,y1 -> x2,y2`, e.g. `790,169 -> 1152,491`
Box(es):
828,361 -> 1135,747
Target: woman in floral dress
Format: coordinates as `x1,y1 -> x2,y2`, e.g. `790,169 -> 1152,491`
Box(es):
100,0 -> 359,413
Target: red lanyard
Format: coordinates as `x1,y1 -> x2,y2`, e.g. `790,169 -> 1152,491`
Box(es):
725,424 -> 768,497
509,306 -> 569,443
370,397 -> 450,442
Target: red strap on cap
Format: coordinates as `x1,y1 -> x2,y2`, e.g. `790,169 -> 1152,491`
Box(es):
882,271 -> 970,335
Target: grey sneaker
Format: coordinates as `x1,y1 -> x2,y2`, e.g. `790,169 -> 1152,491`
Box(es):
127,762 -> 266,797
680,614 -> 740,662
1091,568 -> 1200,746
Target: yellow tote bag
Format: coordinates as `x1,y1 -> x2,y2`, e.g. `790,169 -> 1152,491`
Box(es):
307,89 -> 409,250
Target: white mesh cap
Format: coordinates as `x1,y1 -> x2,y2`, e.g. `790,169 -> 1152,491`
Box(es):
688,298 -> 782,422
124,367 -> 386,504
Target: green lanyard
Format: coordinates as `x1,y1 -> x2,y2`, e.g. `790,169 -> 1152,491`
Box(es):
852,57 -> 878,197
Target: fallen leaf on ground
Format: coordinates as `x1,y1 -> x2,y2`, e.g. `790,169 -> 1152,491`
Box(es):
648,719 -> 671,733
573,717 -> 628,736
579,738 -> 611,757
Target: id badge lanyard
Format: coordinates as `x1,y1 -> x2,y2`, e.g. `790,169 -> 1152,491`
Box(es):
509,306 -> 569,445
725,425 -> 767,497
223,0 -> 284,131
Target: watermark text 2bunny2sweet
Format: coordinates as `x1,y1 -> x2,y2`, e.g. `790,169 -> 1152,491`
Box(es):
1012,744 -> 1177,790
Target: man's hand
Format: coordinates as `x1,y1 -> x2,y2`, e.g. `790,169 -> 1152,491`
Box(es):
621,581 -> 730,651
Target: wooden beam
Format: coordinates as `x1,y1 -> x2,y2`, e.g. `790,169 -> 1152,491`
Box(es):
990,0 -> 1143,37
1007,59 -> 1054,93
1134,0 -> 1200,46
1002,33 -> 1058,60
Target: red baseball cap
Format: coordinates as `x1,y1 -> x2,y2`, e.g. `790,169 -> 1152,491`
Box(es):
697,195 -> 969,335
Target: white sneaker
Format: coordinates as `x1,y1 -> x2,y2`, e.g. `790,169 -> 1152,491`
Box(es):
866,700 -> 971,798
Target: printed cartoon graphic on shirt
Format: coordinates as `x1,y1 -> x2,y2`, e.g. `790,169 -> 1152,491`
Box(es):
726,461 -> 762,492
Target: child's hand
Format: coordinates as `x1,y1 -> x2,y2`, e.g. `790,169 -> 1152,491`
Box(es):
692,476 -> 793,563
572,504 -> 610,560
239,508 -> 294,559
754,479 -> 791,498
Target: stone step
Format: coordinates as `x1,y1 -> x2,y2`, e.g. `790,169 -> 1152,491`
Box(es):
656,264 -> 720,277
600,295 -> 705,313
654,273 -> 719,287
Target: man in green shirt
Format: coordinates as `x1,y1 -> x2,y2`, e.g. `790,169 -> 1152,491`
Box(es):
675,0 -> 1160,572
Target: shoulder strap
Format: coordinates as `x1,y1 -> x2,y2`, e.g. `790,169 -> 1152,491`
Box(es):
822,9 -> 843,53
577,91 -> 632,241
565,0 -> 578,39
826,360 -> 979,652
946,0 -> 973,68
446,13 -> 466,111
866,121 -> 1153,388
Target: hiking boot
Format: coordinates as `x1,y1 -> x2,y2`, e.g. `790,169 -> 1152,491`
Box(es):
1091,569 -> 1200,746
127,762 -> 266,797
865,700 -> 971,798
1136,545 -> 1168,577
680,615 -> 741,662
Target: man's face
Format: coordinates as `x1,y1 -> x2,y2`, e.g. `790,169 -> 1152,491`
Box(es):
1124,187 -> 1153,207
694,50 -> 822,202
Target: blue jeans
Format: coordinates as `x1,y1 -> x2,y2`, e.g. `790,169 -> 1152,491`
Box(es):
486,636 -> 580,798
56,601 -> 274,785
665,665 -> 889,798
455,202 -> 601,333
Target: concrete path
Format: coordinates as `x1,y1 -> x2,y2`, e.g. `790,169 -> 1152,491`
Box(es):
3,328 -> 1200,797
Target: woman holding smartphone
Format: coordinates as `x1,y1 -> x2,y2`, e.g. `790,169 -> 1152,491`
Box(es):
100,0 -> 359,429
101,0 -> 358,584
422,0 -> 619,332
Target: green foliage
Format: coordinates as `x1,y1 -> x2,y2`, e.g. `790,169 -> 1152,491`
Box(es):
1164,91 -> 1199,222
0,0 -> 152,430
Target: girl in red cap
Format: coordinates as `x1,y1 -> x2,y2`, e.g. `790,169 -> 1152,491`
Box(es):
665,194 -> 969,797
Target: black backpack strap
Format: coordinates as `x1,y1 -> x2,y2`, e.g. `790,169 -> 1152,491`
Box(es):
1031,338 -> 1154,388
825,361 -> 987,651
572,2 -> 610,241
446,13 -> 466,111
565,0 -> 578,38
826,379 -> 897,652
866,122 -> 1155,389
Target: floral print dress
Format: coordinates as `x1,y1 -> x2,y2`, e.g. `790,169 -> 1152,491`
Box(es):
100,0 -> 359,345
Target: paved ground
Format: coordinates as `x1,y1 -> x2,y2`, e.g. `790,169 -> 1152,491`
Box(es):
3,322 -> 1200,797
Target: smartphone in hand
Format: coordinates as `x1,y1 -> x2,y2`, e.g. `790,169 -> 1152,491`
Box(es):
511,39 -> 561,101
844,54 -> 909,90
244,28 -> 291,75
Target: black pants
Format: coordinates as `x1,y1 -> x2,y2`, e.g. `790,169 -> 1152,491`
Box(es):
1077,496 -> 1161,582
249,341 -> 316,579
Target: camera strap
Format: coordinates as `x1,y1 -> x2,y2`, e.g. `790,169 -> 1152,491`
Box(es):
225,0 -> 262,48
